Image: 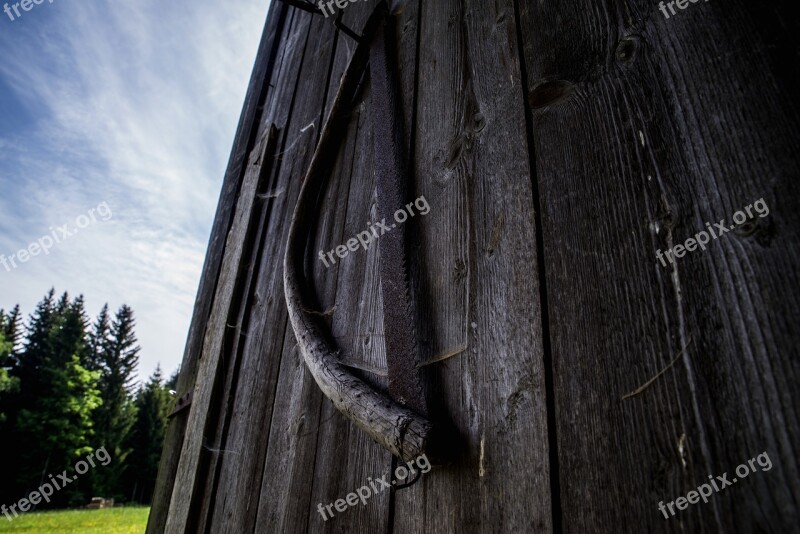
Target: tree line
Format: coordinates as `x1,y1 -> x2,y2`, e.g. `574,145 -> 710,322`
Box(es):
0,289 -> 176,508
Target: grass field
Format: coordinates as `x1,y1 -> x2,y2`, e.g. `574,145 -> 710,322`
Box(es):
0,507 -> 149,533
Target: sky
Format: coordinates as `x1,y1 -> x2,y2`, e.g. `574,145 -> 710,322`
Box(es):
0,0 -> 272,383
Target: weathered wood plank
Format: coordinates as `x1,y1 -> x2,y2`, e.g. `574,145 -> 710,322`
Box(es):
191,123 -> 280,534
302,5 -> 398,533
329,0 -> 471,375
517,0 -> 800,531
201,10 -> 343,534
252,73 -> 346,534
307,78 -> 397,534
392,0 -> 553,532
192,7 -> 316,529
145,4 -> 287,531
163,114 -> 280,534
252,7 -> 388,533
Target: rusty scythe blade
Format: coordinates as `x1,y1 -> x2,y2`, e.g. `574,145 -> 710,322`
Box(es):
283,1 -> 435,463
369,13 -> 428,417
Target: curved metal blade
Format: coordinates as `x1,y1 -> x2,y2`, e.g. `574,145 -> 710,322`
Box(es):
369,5 -> 427,417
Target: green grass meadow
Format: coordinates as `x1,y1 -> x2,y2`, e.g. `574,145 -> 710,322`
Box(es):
0,507 -> 149,533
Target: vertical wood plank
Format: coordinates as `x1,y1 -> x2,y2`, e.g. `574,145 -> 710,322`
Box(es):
164,125 -> 278,534
517,0 -> 800,531
303,6 -> 396,533
201,10 -> 342,534
393,0 -> 554,532
253,15 -> 374,532
191,123 -> 280,534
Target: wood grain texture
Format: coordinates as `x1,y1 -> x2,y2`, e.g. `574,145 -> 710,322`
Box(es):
253,15 -> 359,533
251,3 -> 402,532
201,10 -> 337,534
190,123 -> 280,534
517,0 -> 800,531
302,5 -> 399,533
152,0 -> 800,532
329,4 -> 472,374
391,0 -> 554,532
164,118 -> 278,533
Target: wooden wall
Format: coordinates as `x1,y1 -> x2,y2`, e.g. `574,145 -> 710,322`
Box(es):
148,0 -> 800,532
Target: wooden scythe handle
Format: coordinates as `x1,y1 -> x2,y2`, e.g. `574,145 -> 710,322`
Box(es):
283,3 -> 434,462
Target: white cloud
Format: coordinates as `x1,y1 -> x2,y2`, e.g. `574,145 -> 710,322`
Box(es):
0,0 -> 272,382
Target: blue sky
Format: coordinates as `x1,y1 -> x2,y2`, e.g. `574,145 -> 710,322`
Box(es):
0,0 -> 272,382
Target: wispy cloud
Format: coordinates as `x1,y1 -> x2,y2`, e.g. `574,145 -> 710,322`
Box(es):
0,0 -> 271,381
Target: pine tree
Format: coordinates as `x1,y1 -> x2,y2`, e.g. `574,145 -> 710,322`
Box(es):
9,291 -> 102,507
123,366 -> 172,503
51,294 -> 90,369
93,305 -> 140,498
16,354 -> 102,506
0,306 -> 16,377
1,293 -> 160,508
88,304 -> 111,372
1,290 -> 57,503
0,329 -> 19,422
0,304 -> 28,504
107,305 -> 140,393
14,289 -> 56,409
1,304 -> 22,360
